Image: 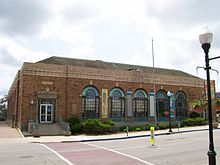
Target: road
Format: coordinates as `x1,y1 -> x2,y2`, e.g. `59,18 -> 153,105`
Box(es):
44,130 -> 220,165
0,130 -> 219,165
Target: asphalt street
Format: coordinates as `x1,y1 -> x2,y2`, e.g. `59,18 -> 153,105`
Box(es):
44,130 -> 220,165
0,142 -> 68,165
0,123 -> 219,165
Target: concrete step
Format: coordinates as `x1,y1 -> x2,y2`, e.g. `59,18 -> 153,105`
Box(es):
37,123 -> 65,136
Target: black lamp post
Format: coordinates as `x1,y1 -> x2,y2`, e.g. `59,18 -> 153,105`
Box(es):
167,91 -> 172,133
199,32 -> 216,165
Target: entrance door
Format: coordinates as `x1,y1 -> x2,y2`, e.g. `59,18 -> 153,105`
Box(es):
40,104 -> 53,123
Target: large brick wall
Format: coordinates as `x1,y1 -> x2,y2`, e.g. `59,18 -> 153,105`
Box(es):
8,62 -> 205,131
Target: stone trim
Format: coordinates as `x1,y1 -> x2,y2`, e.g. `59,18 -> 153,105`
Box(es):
19,62 -> 205,88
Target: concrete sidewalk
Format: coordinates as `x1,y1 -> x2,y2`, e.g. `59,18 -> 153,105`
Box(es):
25,125 -> 217,143
0,121 -> 23,138
0,122 -> 219,144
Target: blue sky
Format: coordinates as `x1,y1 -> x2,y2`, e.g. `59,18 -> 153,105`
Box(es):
0,0 -> 220,98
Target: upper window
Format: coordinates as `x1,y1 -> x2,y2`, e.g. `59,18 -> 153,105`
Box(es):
82,86 -> 100,119
109,88 -> 125,118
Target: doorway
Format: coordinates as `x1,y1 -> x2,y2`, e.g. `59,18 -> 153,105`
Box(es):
40,104 -> 53,123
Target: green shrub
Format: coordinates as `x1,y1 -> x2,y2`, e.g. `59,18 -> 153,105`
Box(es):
189,112 -> 201,118
83,119 -> 102,134
141,125 -> 148,131
120,126 -> 128,132
123,128 -> 128,132
127,125 -> 136,131
100,123 -> 111,132
83,119 -> 116,134
110,126 -> 120,133
181,117 -> 207,127
103,120 -> 116,126
157,123 -> 168,130
135,127 -> 142,131
144,124 -> 150,130
67,116 -> 80,125
67,116 -> 83,134
70,123 -> 84,134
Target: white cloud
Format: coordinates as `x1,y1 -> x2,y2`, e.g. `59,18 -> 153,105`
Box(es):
1,0 -> 220,98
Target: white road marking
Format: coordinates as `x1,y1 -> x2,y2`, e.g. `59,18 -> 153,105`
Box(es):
39,144 -> 74,165
86,143 -> 155,165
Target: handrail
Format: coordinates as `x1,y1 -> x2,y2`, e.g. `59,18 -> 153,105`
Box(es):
59,117 -> 70,132
32,116 -> 39,136
61,121 -> 71,132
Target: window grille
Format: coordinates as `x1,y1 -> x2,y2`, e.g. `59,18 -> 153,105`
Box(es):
82,87 -> 100,119
109,88 -> 125,118
134,90 -> 148,118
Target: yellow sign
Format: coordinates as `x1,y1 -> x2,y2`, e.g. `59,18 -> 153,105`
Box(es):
150,126 -> 155,146
102,89 -> 108,118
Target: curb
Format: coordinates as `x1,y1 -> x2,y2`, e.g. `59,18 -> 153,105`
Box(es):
17,128 -> 25,138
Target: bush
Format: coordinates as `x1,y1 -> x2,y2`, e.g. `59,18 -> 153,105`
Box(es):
135,127 -> 142,131
181,117 -> 207,127
83,119 -> 116,134
70,123 -> 84,134
103,120 -> 116,126
67,116 -> 83,134
123,128 -> 128,132
100,123 -> 111,132
83,119 -> 102,134
110,126 -> 120,133
67,116 -> 80,125
119,126 -> 128,132
189,112 -> 201,118
157,123 -> 169,130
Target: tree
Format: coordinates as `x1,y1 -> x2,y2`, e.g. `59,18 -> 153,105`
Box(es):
0,95 -> 7,121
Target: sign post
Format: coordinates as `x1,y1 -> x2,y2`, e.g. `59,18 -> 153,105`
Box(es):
150,126 -> 155,146
150,92 -> 155,118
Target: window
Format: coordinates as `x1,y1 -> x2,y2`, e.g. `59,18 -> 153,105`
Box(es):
175,91 -> 187,120
109,88 -> 125,118
156,90 -> 168,120
82,86 -> 100,119
134,89 -> 148,118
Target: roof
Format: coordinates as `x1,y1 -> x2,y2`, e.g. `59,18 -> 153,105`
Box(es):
37,56 -> 199,78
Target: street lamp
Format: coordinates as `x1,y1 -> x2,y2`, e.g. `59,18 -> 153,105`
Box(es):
199,31 -> 216,165
30,99 -> 34,121
167,91 -> 172,133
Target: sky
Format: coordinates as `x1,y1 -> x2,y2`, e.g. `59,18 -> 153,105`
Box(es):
0,0 -> 220,98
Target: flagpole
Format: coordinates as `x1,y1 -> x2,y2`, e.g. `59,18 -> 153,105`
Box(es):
152,38 -> 157,126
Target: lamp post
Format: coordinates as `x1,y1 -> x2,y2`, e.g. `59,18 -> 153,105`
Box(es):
167,91 -> 172,133
30,99 -> 34,121
199,31 -> 216,165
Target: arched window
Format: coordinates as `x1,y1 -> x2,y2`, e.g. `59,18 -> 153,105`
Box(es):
134,89 -> 148,118
109,88 -> 125,118
82,86 -> 100,119
156,90 -> 168,120
175,91 -> 187,120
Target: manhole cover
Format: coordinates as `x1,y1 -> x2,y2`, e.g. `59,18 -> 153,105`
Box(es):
19,155 -> 34,159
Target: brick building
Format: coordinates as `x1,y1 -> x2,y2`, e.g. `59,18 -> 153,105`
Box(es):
7,56 -> 205,133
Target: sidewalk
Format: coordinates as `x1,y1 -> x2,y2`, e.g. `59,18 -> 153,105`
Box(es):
0,121 -> 23,138
0,122 -> 218,144
25,125 -> 215,143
